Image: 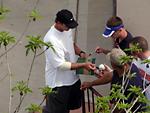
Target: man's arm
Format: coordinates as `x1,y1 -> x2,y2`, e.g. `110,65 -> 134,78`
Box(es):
91,72 -> 113,85
80,71 -> 113,90
74,43 -> 81,55
95,46 -> 110,55
58,61 -> 95,71
74,43 -> 86,57
71,62 -> 95,70
58,43 -> 95,71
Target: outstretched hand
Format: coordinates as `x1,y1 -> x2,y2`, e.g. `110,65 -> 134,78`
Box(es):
94,64 -> 113,78
95,46 -> 105,54
80,81 -> 92,90
84,62 -> 96,71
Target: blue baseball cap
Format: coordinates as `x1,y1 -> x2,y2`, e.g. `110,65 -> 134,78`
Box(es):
102,24 -> 124,38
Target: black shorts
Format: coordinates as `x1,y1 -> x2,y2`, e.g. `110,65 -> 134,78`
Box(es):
43,80 -> 82,113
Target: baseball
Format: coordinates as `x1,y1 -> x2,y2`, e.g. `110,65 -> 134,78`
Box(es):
98,64 -> 105,70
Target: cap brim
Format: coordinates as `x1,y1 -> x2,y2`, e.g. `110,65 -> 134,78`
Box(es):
102,27 -> 115,38
65,20 -> 78,29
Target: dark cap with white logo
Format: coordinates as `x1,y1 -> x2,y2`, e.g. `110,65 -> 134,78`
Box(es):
56,9 -> 78,28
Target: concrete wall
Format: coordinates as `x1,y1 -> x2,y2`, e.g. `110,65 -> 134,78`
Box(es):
0,0 -> 113,112
77,0 -> 113,98
117,0 -> 150,44
0,1 -> 76,112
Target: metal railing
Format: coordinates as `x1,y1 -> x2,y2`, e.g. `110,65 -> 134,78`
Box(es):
82,87 -> 103,113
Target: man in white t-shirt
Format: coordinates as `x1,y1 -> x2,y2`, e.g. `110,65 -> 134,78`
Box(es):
129,36 -> 150,100
43,9 -> 95,113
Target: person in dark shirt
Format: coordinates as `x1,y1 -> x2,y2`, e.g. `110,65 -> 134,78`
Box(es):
81,48 -> 145,112
95,16 -> 133,55
111,63 -> 144,112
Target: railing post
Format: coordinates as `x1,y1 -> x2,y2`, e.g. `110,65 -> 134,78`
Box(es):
91,91 -> 95,112
82,87 -> 103,113
81,90 -> 86,113
87,88 -> 90,112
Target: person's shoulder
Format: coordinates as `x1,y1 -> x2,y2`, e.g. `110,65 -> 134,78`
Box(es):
131,63 -> 139,71
44,26 -> 56,40
126,31 -> 133,39
112,70 -> 119,79
130,63 -> 141,77
64,29 -> 73,35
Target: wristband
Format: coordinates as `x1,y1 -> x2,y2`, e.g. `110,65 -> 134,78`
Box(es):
59,62 -> 71,70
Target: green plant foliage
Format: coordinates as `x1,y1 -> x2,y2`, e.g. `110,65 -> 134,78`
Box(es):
25,35 -> 54,56
119,55 -> 134,65
124,43 -> 142,53
95,96 -> 111,113
141,105 -> 150,113
25,103 -> 42,113
0,31 -> 16,47
12,81 -> 32,96
141,59 -> 150,64
127,72 -> 136,79
111,84 -> 127,100
117,102 -> 131,110
0,7 -> 10,20
128,85 -> 142,95
128,85 -> 148,104
39,86 -> 53,96
95,81 -> 148,112
29,9 -> 41,21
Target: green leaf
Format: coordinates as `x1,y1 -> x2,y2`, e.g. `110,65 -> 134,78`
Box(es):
0,7 -> 10,20
124,43 -> 142,53
141,59 -> 150,64
29,9 -> 42,21
119,55 -> 134,65
127,72 -> 136,79
0,31 -> 16,47
25,35 -> 54,55
39,86 -> 53,96
12,81 -> 32,95
25,103 -> 42,113
117,102 -> 130,110
95,96 -> 111,113
110,84 -> 127,100
128,85 -> 142,95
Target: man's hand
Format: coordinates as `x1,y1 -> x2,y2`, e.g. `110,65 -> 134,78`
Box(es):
94,64 -> 113,78
79,52 -> 88,58
103,64 -> 113,72
95,46 -> 110,55
95,46 -> 105,54
80,81 -> 92,90
83,62 -> 96,71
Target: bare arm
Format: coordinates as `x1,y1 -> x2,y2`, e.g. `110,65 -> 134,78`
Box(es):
91,72 -> 113,85
59,43 -> 95,71
74,43 -> 82,56
80,71 -> 113,90
71,62 -> 95,71
95,46 -> 110,55
74,43 -> 88,58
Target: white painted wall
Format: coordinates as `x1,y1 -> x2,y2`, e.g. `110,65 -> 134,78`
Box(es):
117,0 -> 150,44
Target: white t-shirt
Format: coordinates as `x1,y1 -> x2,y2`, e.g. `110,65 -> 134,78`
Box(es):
43,25 -> 79,88
133,56 -> 150,100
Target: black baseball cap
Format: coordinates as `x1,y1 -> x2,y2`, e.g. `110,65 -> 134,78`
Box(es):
56,9 -> 78,28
